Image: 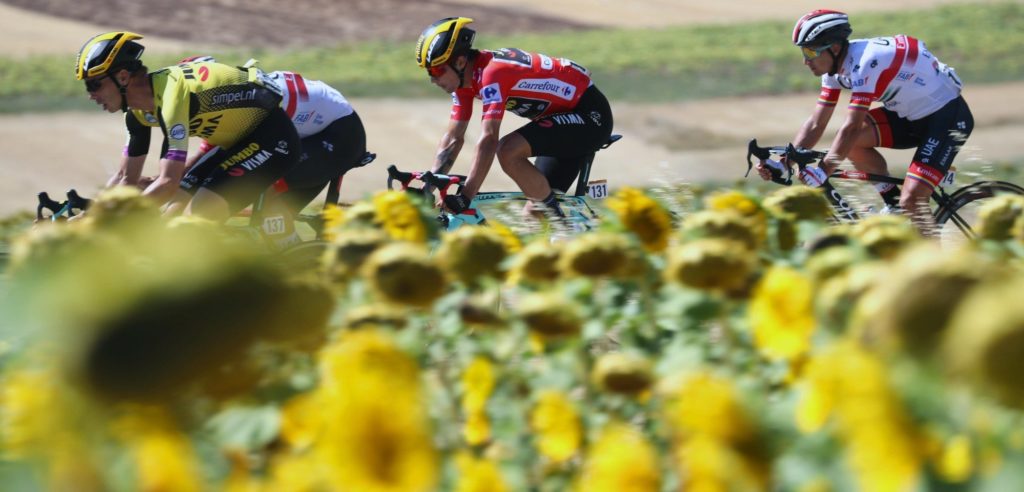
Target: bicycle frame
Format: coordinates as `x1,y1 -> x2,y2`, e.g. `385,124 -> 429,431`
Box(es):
443,191 -> 599,231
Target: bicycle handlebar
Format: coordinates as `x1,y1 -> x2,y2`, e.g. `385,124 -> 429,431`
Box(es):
36,189 -> 92,221
386,164 -> 466,200
746,139 -> 828,186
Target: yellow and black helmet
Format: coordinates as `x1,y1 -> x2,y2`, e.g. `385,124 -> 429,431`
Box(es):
415,17 -> 475,69
75,31 -> 145,80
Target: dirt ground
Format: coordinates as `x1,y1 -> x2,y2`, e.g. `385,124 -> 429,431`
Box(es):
2,0 -> 1022,215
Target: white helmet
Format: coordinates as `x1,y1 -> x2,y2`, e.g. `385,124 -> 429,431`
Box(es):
792,10 -> 852,47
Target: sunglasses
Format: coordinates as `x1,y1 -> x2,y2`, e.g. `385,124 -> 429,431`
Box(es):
801,45 -> 833,60
84,77 -> 105,92
426,64 -> 447,78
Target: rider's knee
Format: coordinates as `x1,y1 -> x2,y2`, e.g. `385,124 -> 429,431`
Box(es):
495,134 -> 529,166
186,189 -> 230,222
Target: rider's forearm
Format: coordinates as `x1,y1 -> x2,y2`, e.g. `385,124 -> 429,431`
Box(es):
463,135 -> 499,198
107,155 -> 147,188
432,133 -> 464,175
793,115 -> 827,149
141,158 -> 185,203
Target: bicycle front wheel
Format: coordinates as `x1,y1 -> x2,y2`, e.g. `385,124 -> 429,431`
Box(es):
933,180 -> 1024,242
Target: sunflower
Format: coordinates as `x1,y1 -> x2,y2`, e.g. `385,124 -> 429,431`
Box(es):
664,239 -> 755,292
372,190 -> 431,243
438,226 -> 510,285
342,302 -> 409,330
509,239 -> 563,284
455,452 -> 509,492
323,228 -> 390,282
362,242 -> 447,308
976,194 -> 1024,241
680,210 -> 761,251
558,231 -> 632,277
705,189 -> 768,241
529,390 -> 582,463
517,292 -> 583,339
763,186 -> 833,222
944,273 -> 1024,409
578,422 -> 661,492
851,215 -> 920,260
606,187 -> 673,252
591,352 -> 654,397
663,371 -> 753,444
81,186 -> 162,233
748,266 -> 816,362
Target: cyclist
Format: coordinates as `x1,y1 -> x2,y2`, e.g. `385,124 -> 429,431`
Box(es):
77,31 -> 300,222
756,10 -> 972,232
154,56 -> 369,220
416,17 -> 614,217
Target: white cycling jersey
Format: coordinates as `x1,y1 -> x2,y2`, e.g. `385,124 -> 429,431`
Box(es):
819,35 -> 963,120
262,71 -> 354,138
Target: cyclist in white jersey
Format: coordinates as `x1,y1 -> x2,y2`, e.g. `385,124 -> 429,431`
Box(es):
756,10 -> 973,232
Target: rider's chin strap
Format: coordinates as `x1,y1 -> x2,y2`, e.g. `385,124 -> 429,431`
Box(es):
828,41 -> 849,77
108,73 -> 130,113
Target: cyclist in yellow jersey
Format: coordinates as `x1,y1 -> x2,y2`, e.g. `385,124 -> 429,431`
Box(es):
76,31 -> 300,221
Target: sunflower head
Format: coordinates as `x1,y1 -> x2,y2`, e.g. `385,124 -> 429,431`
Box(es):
591,352 -> 654,396
371,190 -> 434,243
976,194 -> 1024,241
680,210 -> 761,251
517,292 -> 583,339
763,186 -> 833,222
362,242 -> 447,308
705,189 -> 769,239
945,274 -> 1024,409
852,215 -> 920,260
509,239 -> 563,284
664,239 -> 755,292
437,226 -> 509,285
82,186 -> 162,233
342,303 -> 409,330
606,187 -> 674,252
558,232 -> 632,278
323,228 -> 390,283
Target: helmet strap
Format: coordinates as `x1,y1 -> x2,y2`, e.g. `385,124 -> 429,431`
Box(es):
108,72 -> 130,112
828,41 -> 849,76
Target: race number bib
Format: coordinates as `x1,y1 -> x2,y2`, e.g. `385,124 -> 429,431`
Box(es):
587,179 -> 608,199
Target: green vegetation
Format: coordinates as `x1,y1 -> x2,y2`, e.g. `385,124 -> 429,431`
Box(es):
1,2 -> 1022,111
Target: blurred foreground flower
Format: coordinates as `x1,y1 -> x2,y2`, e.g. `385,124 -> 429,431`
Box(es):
763,186 -> 832,222
944,274 -> 1024,409
316,330 -> 438,490
461,357 -> 496,445
559,231 -> 632,277
517,292 -> 583,340
323,227 -> 389,282
681,210 -> 761,251
975,194 -> 1024,241
362,242 -> 447,308
748,266 -> 816,362
509,239 -> 562,284
455,452 -> 509,492
705,189 -> 768,242
606,187 -> 673,252
665,239 -> 754,292
530,390 -> 582,463
372,190 -> 432,243
851,215 -> 919,259
578,422 -> 661,492
591,352 -> 654,397
438,226 -> 509,285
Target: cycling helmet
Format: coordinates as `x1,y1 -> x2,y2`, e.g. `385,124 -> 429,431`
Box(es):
179,55 -> 216,63
415,17 -> 476,69
75,31 -> 145,80
792,10 -> 852,47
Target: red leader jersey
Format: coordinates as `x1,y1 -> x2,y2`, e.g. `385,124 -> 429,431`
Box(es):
450,48 -> 594,122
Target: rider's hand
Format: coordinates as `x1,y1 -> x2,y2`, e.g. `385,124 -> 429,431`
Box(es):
756,158 -> 788,181
799,166 -> 829,187
443,193 -> 471,214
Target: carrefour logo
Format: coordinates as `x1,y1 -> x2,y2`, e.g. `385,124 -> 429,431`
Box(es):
481,83 -> 502,104
514,78 -> 576,100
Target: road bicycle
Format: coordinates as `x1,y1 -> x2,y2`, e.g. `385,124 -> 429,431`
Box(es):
386,135 -> 622,232
745,139 -> 1024,241
35,151 -> 376,268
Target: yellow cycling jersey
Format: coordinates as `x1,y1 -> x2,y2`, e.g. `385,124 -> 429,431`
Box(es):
148,61 -> 282,161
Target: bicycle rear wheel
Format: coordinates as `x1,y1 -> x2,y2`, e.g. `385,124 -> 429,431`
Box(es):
933,181 -> 1024,242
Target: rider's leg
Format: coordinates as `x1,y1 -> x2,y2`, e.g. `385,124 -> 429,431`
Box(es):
859,109 -> 905,207
496,132 -> 552,200
161,189 -> 192,217
186,189 -> 231,222
900,174 -> 938,235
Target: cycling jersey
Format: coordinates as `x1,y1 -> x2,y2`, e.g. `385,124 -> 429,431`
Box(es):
149,60 -> 282,162
451,48 -> 594,121
262,71 -> 354,138
818,35 -> 963,120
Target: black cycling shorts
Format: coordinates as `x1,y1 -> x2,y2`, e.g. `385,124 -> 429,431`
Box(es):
514,85 -> 614,193
274,111 -> 367,212
868,96 -> 974,185
180,107 -> 300,213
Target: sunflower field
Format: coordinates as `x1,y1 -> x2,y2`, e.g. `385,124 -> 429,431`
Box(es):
3,183 -> 1024,492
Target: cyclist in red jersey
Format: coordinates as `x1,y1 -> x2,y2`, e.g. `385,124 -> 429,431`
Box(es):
415,17 -> 614,216
755,10 -> 972,233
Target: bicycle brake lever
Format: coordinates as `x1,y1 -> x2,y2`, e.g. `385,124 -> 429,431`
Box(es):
37,192 -> 63,220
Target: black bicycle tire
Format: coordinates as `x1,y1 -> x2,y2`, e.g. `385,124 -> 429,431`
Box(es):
933,180 -> 1024,238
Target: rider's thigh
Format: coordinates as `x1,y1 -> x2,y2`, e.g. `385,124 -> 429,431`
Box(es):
496,132 -> 532,162
186,189 -> 231,222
